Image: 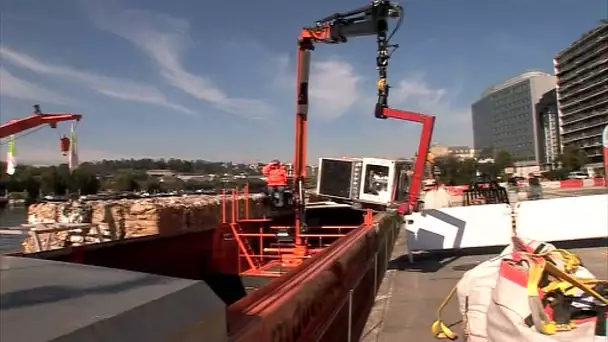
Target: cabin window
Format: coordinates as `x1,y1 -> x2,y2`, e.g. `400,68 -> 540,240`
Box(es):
363,165 -> 389,195
394,169 -> 410,202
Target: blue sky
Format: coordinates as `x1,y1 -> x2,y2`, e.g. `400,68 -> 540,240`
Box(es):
1,0 -> 606,164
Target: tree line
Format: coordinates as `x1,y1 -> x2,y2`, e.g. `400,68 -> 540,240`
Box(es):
432,147 -> 592,186
67,158 -> 262,176
0,147 -> 591,203
0,159 -> 268,203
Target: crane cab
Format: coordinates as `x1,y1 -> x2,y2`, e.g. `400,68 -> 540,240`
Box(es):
316,156 -> 412,211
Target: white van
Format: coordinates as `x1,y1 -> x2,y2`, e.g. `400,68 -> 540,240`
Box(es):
567,171 -> 589,179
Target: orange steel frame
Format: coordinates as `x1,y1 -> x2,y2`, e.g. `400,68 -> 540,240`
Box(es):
220,184 -> 374,277
225,1 -> 434,277
290,20 -> 435,264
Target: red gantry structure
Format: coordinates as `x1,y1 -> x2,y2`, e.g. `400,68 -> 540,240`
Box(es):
0,104 -> 82,154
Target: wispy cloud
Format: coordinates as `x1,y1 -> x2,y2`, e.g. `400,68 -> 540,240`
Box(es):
273,55 -> 469,130
0,68 -> 76,105
0,47 -> 194,115
273,55 -> 361,121
89,7 -> 275,120
385,74 -> 473,146
389,74 -> 470,125
308,60 -> 361,121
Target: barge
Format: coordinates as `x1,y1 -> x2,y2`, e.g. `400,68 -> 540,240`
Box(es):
3,191 -> 607,342
2,1 -> 607,341
1,201 -> 402,341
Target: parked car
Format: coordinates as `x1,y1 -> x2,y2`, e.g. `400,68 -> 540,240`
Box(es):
567,171 -> 589,179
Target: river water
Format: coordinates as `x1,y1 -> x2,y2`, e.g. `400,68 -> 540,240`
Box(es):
0,206 -> 28,254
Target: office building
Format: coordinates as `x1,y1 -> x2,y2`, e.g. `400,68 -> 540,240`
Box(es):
554,21 -> 608,166
536,89 -> 560,168
429,144 -> 449,158
429,144 -> 476,160
471,71 -> 556,164
447,146 -> 476,160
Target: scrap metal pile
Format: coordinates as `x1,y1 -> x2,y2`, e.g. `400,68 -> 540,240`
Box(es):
24,194 -> 264,252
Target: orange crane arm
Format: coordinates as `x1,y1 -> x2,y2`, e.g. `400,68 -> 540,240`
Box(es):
0,105 -> 82,139
291,1 -> 404,238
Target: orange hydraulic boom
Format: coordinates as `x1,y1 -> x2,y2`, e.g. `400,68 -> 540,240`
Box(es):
227,0 -> 436,279
290,0 -> 434,259
225,3 -> 436,340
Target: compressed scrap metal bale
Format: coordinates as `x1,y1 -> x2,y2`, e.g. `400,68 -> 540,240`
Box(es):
27,202 -> 61,223
24,194 -> 265,252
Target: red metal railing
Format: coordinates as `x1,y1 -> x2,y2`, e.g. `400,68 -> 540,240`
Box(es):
219,184 -> 375,278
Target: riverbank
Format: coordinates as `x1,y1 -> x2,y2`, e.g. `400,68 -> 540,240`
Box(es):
0,206 -> 28,227
0,207 -> 28,253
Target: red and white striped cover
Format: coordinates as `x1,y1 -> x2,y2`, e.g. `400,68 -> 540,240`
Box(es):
444,178 -> 606,195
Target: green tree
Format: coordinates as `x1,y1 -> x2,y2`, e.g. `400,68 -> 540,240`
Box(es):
477,162 -> 502,180
142,178 -> 162,192
494,150 -> 514,169
542,168 -> 569,181
459,158 -> 478,180
159,176 -> 185,192
39,167 -> 65,195
71,169 -> 101,195
10,166 -> 42,200
185,178 -> 204,191
111,172 -> 140,192
435,156 -> 477,185
556,146 -> 588,172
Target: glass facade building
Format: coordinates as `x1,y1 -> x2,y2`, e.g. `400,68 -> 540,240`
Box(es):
472,71 -> 556,164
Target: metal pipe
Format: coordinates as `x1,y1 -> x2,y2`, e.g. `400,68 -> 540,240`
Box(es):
238,218 -> 271,222
242,270 -> 284,277
235,187 -> 240,221
263,247 -> 324,253
221,189 -> 226,223
231,189 -> 237,223
230,223 -> 256,270
259,226 -> 264,259
240,233 -> 275,237
269,225 -> 360,229
240,233 -> 346,238
293,46 -> 311,247
347,288 -> 354,342
244,184 -> 250,219
239,254 -> 281,259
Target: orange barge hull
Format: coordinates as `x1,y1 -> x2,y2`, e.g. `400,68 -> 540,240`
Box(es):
13,206 -> 400,341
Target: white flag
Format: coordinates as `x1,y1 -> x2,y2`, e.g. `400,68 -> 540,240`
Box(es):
6,135 -> 16,175
68,123 -> 79,171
